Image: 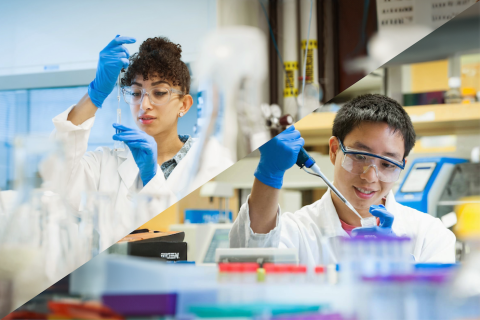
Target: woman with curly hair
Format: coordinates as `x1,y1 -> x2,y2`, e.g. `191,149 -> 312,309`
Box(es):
45,35 -> 231,221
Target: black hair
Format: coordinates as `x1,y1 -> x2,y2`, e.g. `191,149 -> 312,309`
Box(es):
332,94 -> 416,158
122,37 -> 190,94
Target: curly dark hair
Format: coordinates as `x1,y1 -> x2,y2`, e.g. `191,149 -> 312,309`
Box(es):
122,37 -> 190,94
332,94 -> 416,158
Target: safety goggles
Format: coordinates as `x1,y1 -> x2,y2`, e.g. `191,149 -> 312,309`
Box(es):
122,86 -> 184,106
338,138 -> 405,183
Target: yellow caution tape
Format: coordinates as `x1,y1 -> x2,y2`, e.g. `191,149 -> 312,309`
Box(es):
284,61 -> 298,70
301,40 -> 318,50
284,88 -> 299,97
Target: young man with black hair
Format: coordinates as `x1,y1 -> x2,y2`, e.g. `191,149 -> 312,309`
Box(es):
230,94 -> 455,265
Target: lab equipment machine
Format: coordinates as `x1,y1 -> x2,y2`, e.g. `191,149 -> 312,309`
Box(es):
395,157 -> 468,217
296,148 -> 377,227
436,162 -> 480,219
437,162 -> 480,261
169,223 -> 233,265
199,182 -> 234,223
194,223 -> 233,265
109,230 -> 188,262
215,248 -> 299,264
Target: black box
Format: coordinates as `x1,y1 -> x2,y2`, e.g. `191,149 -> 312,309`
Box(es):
128,240 -> 187,261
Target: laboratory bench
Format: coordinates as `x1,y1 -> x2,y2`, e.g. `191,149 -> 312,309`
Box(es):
6,242 -> 480,320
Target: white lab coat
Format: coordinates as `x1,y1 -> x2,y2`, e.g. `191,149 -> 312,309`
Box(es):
230,189 -> 456,266
42,105 -> 234,225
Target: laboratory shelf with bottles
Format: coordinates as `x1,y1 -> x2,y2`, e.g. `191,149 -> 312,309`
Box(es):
297,103 -> 480,146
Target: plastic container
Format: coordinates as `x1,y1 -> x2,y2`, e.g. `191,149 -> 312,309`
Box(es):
264,263 -> 278,284
445,77 -> 462,104
327,264 -> 338,285
314,266 -> 326,284
404,274 -> 450,320
218,263 -> 259,304
289,265 -> 307,283
218,263 -> 231,283
229,263 -> 243,284
340,236 -> 413,281
218,263 -> 259,283
360,276 -> 408,320
240,263 -> 259,284
264,263 -> 294,283
276,264 -> 292,283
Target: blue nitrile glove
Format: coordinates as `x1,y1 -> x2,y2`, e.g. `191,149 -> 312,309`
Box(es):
88,35 -> 136,108
351,204 -> 396,237
113,124 -> 157,186
254,125 -> 305,189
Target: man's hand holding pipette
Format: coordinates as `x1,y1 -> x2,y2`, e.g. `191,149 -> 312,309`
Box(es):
248,126 -> 304,234
351,204 -> 396,237
254,125 -> 305,189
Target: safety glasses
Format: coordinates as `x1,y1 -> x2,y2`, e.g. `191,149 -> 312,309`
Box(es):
338,138 -> 405,183
122,86 -> 184,106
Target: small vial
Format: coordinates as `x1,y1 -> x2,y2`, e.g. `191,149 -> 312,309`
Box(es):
114,74 -> 126,152
114,109 -> 126,151
218,263 -> 230,283
276,264 -> 292,283
117,108 -> 121,125
289,265 -> 307,283
263,263 -> 279,284
241,263 -> 259,284
314,265 -> 326,284
327,264 -> 338,285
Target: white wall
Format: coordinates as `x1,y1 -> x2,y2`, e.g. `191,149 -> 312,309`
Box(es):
0,0 -> 217,77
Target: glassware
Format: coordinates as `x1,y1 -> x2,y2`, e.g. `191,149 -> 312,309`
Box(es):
0,134 -> 79,310
114,74 -> 125,152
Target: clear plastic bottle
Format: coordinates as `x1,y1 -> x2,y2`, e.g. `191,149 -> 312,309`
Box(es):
445,77 -> 462,104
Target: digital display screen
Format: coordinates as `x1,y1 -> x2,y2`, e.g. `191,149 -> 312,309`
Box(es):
401,162 -> 436,193
203,228 -> 231,264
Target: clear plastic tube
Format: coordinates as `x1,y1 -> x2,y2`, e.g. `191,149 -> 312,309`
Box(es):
114,74 -> 125,152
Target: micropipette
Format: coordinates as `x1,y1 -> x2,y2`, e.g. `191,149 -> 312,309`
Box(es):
114,72 -> 126,152
296,148 -> 377,228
